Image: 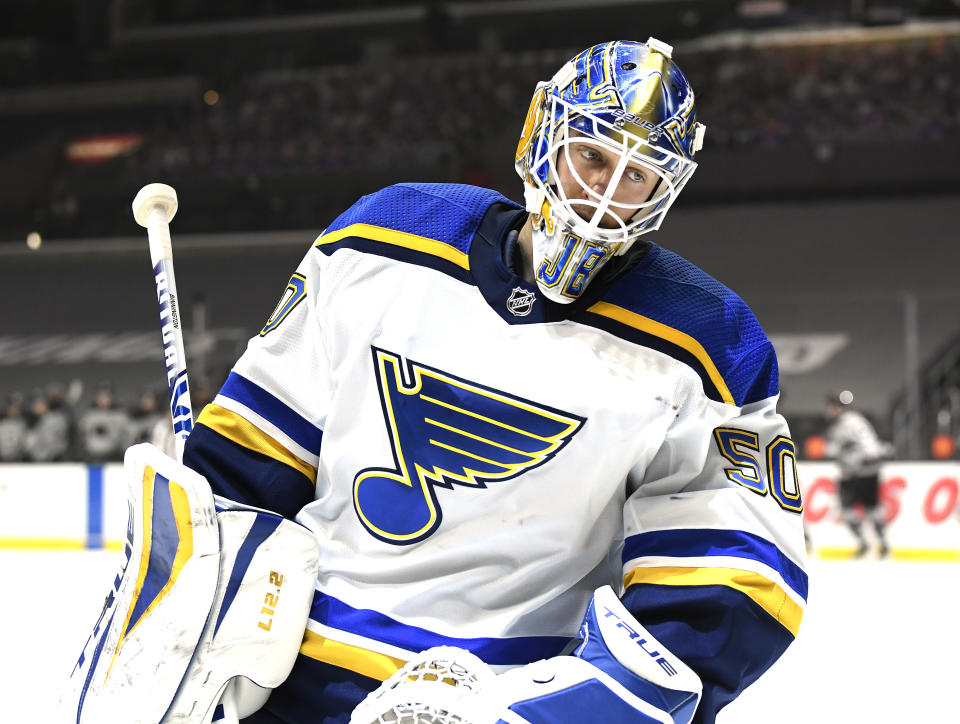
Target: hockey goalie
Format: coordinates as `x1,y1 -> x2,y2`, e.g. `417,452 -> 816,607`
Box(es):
60,36 -> 807,724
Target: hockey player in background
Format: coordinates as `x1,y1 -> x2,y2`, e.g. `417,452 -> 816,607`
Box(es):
64,39 -> 808,724
825,390 -> 892,558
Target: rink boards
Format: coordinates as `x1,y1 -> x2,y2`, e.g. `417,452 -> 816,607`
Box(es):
800,461 -> 960,559
0,461 -> 958,559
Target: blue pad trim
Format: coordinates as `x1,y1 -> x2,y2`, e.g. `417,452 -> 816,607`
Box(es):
509,680 -> 664,724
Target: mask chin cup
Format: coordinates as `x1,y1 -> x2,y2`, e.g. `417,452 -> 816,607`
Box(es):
529,217 -> 618,305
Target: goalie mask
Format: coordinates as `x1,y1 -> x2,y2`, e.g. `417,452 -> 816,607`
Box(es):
515,39 -> 706,303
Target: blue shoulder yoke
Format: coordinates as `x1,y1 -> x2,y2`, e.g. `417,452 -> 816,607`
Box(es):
324,183 -> 519,255
580,244 -> 780,407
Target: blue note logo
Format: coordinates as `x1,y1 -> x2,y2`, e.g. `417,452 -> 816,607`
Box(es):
355,348 -> 585,545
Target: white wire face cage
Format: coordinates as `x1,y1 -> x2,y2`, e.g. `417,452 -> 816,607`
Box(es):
538,95 -> 698,247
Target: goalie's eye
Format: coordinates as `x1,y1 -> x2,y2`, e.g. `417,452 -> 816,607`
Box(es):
575,145 -> 602,163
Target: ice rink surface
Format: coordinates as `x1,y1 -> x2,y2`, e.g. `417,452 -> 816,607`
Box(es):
3,551 -> 957,723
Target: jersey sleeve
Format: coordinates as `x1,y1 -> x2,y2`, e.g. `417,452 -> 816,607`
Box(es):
183,244 -> 329,519
620,341 -> 808,724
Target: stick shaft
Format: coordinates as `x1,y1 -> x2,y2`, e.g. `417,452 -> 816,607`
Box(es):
140,193 -> 241,724
147,206 -> 193,462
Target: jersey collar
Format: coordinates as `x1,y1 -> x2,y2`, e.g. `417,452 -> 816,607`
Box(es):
469,202 -> 651,325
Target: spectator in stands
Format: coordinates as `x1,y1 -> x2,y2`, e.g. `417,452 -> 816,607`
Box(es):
23,388 -> 71,462
129,387 -> 178,458
825,390 -> 893,558
0,392 -> 28,462
44,381 -> 78,459
130,389 -> 165,446
77,382 -> 132,463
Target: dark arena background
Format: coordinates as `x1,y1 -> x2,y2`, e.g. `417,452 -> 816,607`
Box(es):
1,2 -> 958,722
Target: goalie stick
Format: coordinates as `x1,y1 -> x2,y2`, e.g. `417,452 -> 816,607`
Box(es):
132,183 -> 194,464
58,185 -> 317,724
132,184 -> 245,724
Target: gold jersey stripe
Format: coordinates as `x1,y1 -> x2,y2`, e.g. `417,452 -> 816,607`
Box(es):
197,404 -> 317,482
624,565 -> 803,637
587,301 -> 735,405
316,223 -> 470,270
300,629 -> 406,681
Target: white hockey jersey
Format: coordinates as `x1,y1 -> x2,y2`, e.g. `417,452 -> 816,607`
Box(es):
183,183 -> 808,724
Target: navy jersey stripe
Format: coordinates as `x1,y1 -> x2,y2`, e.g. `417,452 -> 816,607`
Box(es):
622,582 -> 795,724
219,372 -> 323,455
314,234 -> 472,285
182,424 -> 314,519
623,528 -> 808,601
311,590 -> 570,665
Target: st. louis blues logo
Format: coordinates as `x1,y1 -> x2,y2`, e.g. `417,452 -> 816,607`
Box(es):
355,348 -> 585,545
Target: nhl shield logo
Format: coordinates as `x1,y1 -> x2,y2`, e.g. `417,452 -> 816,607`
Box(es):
506,287 -> 536,317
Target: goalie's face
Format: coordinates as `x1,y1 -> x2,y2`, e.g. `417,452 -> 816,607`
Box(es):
555,133 -> 660,230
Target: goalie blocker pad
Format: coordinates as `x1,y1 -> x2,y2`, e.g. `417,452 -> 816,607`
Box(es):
349,586 -> 701,724
495,586 -> 702,724
59,443 -> 320,724
496,586 -> 701,724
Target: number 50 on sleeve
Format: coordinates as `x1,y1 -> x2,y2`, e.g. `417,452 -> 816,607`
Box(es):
714,428 -> 803,513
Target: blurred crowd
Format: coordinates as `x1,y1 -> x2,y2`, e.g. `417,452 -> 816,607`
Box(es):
128,54 -> 536,185
694,34 -> 959,148
134,33 -> 960,180
0,382 -> 202,464
19,31 -> 958,240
